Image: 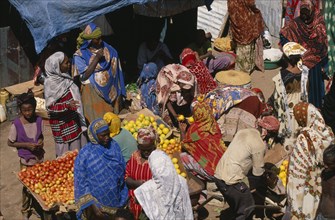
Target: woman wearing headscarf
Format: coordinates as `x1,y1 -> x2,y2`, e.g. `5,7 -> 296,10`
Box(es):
134,150 -> 193,220
180,48 -> 217,94
125,127 -> 157,219
137,62 -> 159,115
74,118 -> 128,220
268,42 -> 308,148
156,64 -> 197,128
72,23 -> 126,121
180,101 -> 226,180
228,0 -> 265,73
280,0 -> 328,108
285,102 -> 334,220
103,112 -> 137,162
44,52 -> 87,157
195,86 -> 264,143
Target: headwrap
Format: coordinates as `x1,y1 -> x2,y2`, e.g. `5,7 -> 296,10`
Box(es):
156,64 -> 197,110
293,102 -> 309,127
76,23 -> 102,49
137,63 -> 158,86
88,118 -> 109,144
137,127 -> 157,145
257,115 -> 280,132
134,150 -> 193,220
180,48 -> 197,66
103,112 -> 121,138
282,42 -> 307,57
287,101 -> 334,219
44,52 -> 75,107
17,89 -> 36,108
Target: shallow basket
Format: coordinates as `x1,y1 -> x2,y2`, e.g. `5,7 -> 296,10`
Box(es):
264,60 -> 280,70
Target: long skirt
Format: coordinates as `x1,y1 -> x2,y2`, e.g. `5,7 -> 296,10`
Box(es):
308,58 -> 327,109
81,83 -> 114,123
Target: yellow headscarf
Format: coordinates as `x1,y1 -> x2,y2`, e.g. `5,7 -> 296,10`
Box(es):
103,112 -> 121,137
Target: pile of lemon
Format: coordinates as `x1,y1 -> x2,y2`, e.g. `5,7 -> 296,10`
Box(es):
171,157 -> 187,178
122,114 -> 170,140
158,138 -> 182,155
278,160 -> 289,187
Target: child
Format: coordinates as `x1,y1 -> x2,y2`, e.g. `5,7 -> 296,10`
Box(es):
316,144 -> 335,220
7,89 -> 44,220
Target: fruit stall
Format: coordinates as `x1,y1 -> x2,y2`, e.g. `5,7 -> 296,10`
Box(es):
16,150 -> 78,212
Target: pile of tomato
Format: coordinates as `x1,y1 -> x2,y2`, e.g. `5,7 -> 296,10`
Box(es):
18,151 -> 78,208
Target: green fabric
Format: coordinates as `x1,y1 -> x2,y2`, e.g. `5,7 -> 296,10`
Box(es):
76,27 -> 102,49
325,0 -> 335,77
113,128 -> 138,162
190,132 -> 200,141
188,40 -> 212,56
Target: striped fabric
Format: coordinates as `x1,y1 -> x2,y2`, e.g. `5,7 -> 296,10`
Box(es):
48,89 -> 83,144
125,151 -> 152,219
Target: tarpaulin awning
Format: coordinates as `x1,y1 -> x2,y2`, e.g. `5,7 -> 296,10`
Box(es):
9,0 -> 157,54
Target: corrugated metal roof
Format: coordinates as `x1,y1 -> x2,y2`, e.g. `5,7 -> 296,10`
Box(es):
197,0 -> 227,39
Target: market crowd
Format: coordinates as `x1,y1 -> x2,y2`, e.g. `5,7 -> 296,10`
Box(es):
7,0 -> 335,219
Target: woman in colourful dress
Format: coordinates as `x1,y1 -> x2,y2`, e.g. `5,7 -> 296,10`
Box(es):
125,127 -> 156,219
74,118 -> 128,220
72,23 -> 126,121
181,101 -> 226,179
285,102 -> 334,220
180,48 -> 217,94
280,0 -> 328,108
268,42 -> 308,148
156,64 -> 197,128
44,51 -> 87,157
137,62 -> 159,115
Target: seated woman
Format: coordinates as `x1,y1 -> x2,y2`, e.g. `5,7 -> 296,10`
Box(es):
268,42 -> 308,148
285,102 -> 334,220
125,127 -> 156,219
198,85 -> 265,143
187,29 -> 235,76
103,112 -> 137,162
156,64 -> 197,128
180,100 -> 226,180
137,62 -> 159,115
74,118 -> 128,220
134,150 -> 193,220
180,48 -> 217,94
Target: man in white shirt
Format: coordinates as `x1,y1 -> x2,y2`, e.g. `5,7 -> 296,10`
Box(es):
214,116 -> 280,220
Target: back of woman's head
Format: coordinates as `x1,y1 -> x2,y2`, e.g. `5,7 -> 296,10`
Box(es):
323,144 -> 335,169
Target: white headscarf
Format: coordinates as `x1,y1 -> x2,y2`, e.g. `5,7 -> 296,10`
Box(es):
44,52 -> 86,131
134,150 -> 193,220
44,52 -> 76,107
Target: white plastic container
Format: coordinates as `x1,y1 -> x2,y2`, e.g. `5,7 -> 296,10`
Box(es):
0,104 -> 6,123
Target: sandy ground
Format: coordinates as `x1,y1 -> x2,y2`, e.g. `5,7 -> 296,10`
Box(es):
0,68 -> 278,220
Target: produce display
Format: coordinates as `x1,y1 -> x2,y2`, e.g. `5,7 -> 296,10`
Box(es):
17,151 -> 78,209
171,157 -> 187,178
122,113 -> 170,141
278,160 -> 289,187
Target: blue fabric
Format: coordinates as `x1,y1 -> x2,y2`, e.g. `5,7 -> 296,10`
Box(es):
73,24 -> 126,104
138,63 -> 159,115
8,0 -> 157,53
308,59 -> 327,109
74,139 -> 128,219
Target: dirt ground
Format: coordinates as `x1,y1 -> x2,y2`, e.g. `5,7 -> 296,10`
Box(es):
0,68 -> 278,220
